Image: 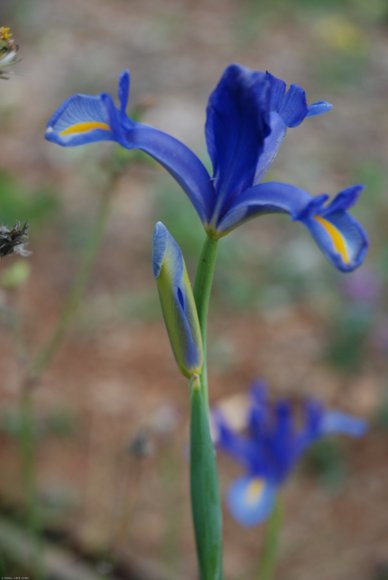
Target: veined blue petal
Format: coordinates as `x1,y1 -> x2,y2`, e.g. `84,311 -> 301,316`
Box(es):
129,125 -> 214,224
217,181 -> 368,272
228,477 -> 278,526
152,222 -> 203,378
278,83 -> 308,128
299,186 -> 368,272
216,182 -> 312,233
254,73 -> 332,182
205,64 -> 270,219
320,411 -> 367,437
45,93 -> 116,146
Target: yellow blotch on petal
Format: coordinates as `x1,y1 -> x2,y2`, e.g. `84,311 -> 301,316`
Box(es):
314,215 -> 350,264
245,478 -> 265,505
60,121 -> 110,136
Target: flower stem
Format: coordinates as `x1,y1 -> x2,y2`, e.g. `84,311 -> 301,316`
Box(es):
257,495 -> 283,580
193,234 -> 218,405
190,234 -> 223,580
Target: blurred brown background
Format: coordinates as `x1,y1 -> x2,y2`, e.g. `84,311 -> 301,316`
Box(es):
0,0 -> 388,578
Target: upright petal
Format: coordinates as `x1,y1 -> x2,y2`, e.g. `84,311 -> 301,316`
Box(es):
228,477 -> 278,526
254,72 -> 332,182
153,222 -> 203,378
205,64 -> 271,220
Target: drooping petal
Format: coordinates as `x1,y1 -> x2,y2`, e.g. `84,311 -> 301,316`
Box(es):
45,93 -> 117,147
205,64 -> 270,219
46,71 -> 214,223
215,181 -> 312,233
320,411 -> 367,437
216,181 -> 368,272
128,125 -> 215,224
152,222 -> 203,378
228,477 -> 278,526
298,185 -> 368,272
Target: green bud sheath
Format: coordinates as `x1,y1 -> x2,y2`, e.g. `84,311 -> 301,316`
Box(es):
153,222 -> 203,378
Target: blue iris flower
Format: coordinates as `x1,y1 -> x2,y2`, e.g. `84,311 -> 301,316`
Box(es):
213,383 -> 367,526
45,65 -> 368,272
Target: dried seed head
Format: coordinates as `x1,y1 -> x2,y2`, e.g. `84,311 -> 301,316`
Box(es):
0,222 -> 30,258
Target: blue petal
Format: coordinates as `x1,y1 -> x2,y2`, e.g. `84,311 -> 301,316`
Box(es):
216,181 -> 312,233
228,477 -> 278,526
45,93 -> 117,147
129,125 -> 214,224
213,410 -> 260,471
278,83 -> 308,128
307,100 -> 333,117
254,73 -> 332,181
320,411 -> 367,437
216,181 -> 368,272
205,64 -> 270,220
152,222 -> 203,378
299,186 -> 368,272
118,70 -> 130,114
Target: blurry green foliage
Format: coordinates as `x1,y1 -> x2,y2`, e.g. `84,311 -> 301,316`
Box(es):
0,171 -> 58,228
0,408 -> 77,439
324,305 -> 373,374
0,260 -> 30,289
303,439 -> 347,489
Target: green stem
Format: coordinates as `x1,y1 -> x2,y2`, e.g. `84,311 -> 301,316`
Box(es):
193,234 -> 218,405
190,234 -> 223,580
30,190 -> 112,378
257,496 -> 283,580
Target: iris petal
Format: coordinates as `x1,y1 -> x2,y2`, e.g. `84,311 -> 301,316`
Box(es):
320,411 -> 368,437
205,64 -> 270,218
129,125 -> 215,224
228,477 -> 278,526
302,208 -> 368,272
45,93 -> 115,146
216,182 -> 312,233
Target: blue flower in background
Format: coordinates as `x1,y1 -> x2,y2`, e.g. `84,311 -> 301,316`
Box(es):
46,65 -> 368,271
213,383 -> 367,526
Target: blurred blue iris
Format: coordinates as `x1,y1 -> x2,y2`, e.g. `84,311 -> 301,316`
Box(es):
213,383 -> 367,526
46,65 -> 368,271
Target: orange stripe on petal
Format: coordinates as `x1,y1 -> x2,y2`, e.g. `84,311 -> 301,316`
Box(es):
314,215 -> 350,264
60,121 -> 110,136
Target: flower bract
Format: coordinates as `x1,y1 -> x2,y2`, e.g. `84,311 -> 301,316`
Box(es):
153,221 -> 203,379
